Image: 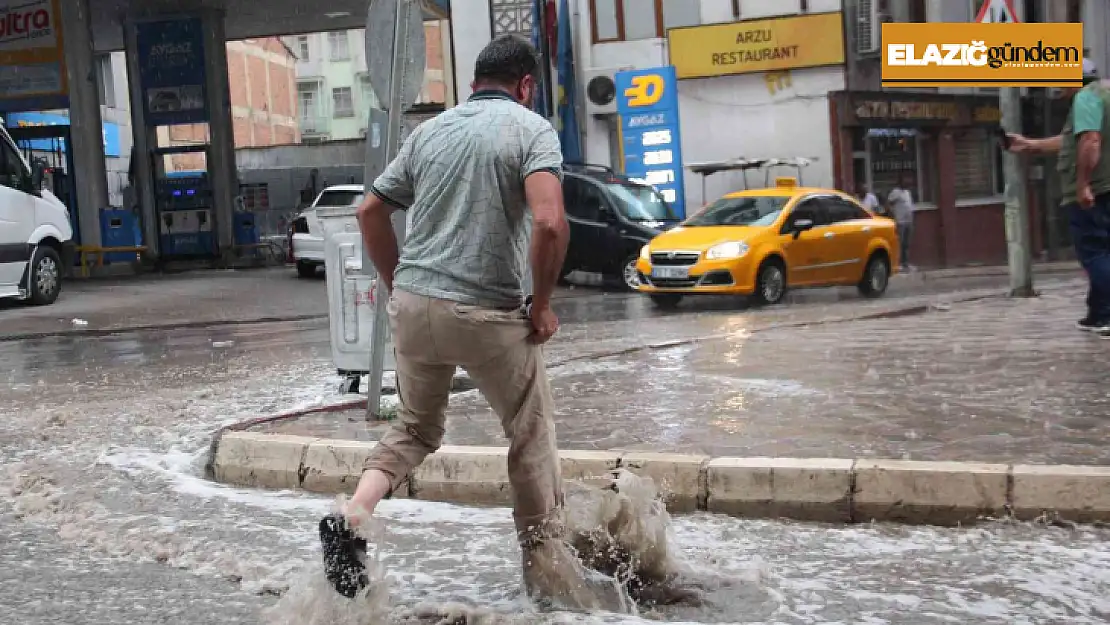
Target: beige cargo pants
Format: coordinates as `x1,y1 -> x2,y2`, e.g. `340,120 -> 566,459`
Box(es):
364,289 -> 564,545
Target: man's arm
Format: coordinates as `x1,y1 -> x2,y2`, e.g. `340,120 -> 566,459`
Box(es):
521,125 -> 569,312
1073,89 -> 1105,201
1008,133 -> 1063,154
357,133 -> 417,292
356,194 -> 401,292
525,171 -> 569,311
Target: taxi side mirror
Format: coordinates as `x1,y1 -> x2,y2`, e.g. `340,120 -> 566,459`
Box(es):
791,218 -> 814,239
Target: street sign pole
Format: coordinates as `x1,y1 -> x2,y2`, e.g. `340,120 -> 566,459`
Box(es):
365,0 -> 425,419
1001,87 -> 1034,297
979,0 -> 1034,296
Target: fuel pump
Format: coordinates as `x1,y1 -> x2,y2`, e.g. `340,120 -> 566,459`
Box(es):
152,145 -> 216,258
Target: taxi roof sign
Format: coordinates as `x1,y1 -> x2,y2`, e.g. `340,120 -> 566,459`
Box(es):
775,176 -> 798,188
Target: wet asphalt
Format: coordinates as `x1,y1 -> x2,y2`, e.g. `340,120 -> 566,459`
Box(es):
4,266 -> 1110,624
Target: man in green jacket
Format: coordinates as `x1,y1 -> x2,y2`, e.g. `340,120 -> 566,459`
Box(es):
1009,60 -> 1110,335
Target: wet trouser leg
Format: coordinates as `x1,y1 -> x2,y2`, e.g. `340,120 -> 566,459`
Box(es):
362,291 -> 456,495
362,289 -> 563,544
1069,196 -> 1110,323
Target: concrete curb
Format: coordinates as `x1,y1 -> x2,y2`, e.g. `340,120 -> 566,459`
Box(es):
208,431 -> 1110,526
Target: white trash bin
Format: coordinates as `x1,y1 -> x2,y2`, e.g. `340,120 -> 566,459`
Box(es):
318,205 -> 396,393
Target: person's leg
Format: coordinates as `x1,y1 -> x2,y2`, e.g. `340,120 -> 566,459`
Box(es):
431,301 -> 615,606
431,300 -> 562,543
1087,195 -> 1110,329
320,290 -> 455,598
898,223 -> 912,270
1068,202 -> 1109,330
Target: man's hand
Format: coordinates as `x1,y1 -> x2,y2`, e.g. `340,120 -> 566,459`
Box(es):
1006,133 -> 1032,153
1079,185 -> 1096,209
528,304 -> 559,345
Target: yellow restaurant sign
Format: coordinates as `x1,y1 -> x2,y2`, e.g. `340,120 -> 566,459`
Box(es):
667,12 -> 845,80
881,22 -> 1084,88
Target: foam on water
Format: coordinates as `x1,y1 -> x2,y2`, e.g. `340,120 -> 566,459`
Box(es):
263,469 -> 759,624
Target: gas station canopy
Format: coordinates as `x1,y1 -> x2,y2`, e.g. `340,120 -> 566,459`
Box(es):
89,0 -> 450,51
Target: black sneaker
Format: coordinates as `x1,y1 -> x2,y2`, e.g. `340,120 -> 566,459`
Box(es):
319,513 -> 370,598
1077,316 -> 1110,332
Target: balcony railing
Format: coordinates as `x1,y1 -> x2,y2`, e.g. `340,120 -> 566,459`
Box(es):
300,115 -> 330,135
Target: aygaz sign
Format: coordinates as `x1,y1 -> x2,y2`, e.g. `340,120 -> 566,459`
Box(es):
666,12 -> 845,80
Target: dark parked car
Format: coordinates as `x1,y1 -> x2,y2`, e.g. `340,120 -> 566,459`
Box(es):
561,163 -> 680,290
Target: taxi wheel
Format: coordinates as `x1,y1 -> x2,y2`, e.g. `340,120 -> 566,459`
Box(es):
619,254 -> 642,291
753,258 -> 787,306
649,294 -> 683,309
858,253 -> 891,298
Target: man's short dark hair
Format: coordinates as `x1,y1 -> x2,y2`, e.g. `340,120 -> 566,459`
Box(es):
473,34 -> 540,86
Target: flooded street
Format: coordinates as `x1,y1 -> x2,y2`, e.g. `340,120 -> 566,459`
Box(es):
4,270 -> 1110,623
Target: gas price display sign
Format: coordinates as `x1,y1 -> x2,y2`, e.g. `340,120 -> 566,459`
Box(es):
615,66 -> 687,218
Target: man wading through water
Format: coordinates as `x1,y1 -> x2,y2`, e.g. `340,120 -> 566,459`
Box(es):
317,34 -> 605,606
1008,60 -> 1110,335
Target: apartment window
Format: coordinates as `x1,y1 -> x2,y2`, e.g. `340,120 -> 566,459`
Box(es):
328,31 -> 350,61
95,54 -> 115,108
298,88 -> 317,119
296,35 -> 309,60
332,87 -> 354,118
589,0 -> 700,43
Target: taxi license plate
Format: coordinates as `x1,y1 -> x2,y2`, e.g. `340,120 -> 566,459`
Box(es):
652,266 -> 689,280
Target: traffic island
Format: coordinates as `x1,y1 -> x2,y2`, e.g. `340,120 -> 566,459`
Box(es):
207,430 -> 1110,527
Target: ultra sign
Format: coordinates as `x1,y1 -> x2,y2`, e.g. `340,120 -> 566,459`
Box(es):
615,66 -> 686,218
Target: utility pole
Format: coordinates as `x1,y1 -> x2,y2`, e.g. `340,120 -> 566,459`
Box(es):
977,0 -> 1034,297
1000,87 -> 1034,297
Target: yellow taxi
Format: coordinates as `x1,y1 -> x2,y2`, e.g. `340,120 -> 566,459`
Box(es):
635,178 -> 899,308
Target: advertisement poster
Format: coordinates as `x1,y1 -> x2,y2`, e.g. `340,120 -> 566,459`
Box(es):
0,0 -> 67,102
615,66 -> 687,219
136,17 -> 208,126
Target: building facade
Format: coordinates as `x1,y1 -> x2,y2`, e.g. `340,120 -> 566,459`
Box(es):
160,37 -> 300,172
449,0 -> 1103,268
289,22 -> 453,142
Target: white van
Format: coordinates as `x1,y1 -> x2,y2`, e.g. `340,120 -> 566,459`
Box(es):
0,122 -> 75,306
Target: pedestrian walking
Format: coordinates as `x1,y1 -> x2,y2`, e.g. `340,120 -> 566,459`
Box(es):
315,34 -> 581,603
887,173 -> 916,271
858,184 -> 881,214
1008,60 -> 1110,335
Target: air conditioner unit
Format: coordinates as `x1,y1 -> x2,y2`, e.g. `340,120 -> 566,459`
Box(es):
856,0 -> 892,56
583,66 -> 632,116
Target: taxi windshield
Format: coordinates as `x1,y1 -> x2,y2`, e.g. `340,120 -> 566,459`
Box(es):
604,182 -> 677,222
685,195 -> 790,227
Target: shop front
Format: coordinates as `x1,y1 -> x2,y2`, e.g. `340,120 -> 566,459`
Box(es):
829,91 -> 1009,268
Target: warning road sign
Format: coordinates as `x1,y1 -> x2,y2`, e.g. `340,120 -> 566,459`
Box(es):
976,0 -> 1019,23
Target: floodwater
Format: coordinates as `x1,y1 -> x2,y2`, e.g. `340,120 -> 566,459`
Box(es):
4,274 -> 1110,623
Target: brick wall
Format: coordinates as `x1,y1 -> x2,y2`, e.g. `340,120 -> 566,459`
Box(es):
169,37 -> 299,169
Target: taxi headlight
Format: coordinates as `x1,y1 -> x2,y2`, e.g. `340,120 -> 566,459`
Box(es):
706,241 -> 749,260
640,244 -> 650,260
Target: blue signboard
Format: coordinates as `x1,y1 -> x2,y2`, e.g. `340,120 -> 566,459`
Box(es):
615,66 -> 687,219
135,18 -> 208,126
5,111 -> 122,157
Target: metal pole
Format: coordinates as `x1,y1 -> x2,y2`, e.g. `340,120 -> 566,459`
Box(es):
1042,88 -> 1058,260
367,0 -> 414,419
1001,87 -> 1034,297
